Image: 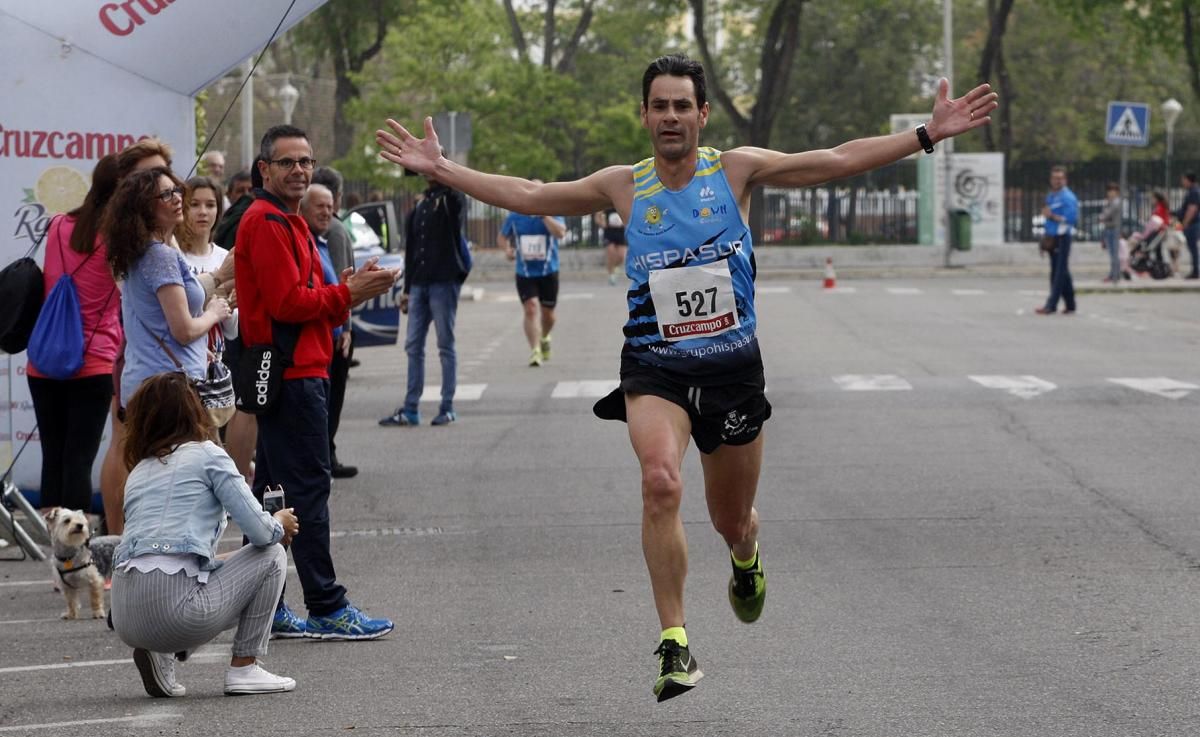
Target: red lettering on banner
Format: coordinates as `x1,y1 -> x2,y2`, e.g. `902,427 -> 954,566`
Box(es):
100,0 -> 175,37
0,125 -> 148,161
99,3 -> 135,36
663,313 -> 735,339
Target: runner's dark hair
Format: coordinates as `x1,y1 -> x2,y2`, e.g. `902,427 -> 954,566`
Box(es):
642,54 -> 707,109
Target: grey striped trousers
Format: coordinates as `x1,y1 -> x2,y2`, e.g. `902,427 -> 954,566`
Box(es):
111,544 -> 286,658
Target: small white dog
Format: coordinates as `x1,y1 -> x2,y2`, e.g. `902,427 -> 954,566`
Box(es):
44,508 -> 118,620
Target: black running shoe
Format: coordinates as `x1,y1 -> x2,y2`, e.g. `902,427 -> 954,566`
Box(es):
652,639 -> 703,702
728,549 -> 766,623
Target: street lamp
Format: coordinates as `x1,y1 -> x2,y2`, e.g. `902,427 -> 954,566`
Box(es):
1163,97 -> 1183,192
278,78 -> 300,125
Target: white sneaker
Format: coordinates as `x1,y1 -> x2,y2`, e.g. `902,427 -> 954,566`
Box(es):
224,662 -> 296,695
133,648 -> 186,698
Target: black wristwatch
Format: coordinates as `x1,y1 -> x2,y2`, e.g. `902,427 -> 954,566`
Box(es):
915,124 -> 935,154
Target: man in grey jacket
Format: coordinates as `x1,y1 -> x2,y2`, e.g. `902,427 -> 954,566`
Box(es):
312,167 -> 357,478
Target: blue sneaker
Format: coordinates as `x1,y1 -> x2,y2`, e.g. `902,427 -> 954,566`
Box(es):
379,409 -> 420,427
431,411 -> 456,426
271,602 -> 307,639
304,604 -> 394,641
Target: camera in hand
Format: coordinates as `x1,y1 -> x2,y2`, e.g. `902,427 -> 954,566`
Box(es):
263,485 -> 285,515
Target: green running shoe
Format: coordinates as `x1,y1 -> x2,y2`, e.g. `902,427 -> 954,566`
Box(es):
539,334 -> 551,361
728,549 -> 766,623
652,639 -> 703,702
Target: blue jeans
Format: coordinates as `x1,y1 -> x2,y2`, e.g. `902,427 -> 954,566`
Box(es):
1102,227 -> 1120,281
1044,233 -> 1075,312
404,281 -> 462,415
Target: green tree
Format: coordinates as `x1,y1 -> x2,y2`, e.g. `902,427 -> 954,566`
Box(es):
289,0 -> 414,160
341,0 -> 678,188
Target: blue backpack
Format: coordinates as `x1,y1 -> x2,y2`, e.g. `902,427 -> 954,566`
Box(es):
27,218 -> 114,380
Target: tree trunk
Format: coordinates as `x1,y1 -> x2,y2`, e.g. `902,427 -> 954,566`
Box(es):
502,0 -> 529,63
977,0 -> 1015,152
333,73 -> 359,162
689,0 -> 805,242
1185,0 -> 1200,100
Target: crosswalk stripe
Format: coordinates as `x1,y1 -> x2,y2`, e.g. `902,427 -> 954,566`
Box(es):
1108,377 -> 1198,400
833,374 -> 913,391
551,380 -> 620,398
420,383 -> 487,402
969,375 -> 1056,398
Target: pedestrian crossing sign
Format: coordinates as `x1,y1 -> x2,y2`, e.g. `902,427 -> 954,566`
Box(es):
1105,101 -> 1150,147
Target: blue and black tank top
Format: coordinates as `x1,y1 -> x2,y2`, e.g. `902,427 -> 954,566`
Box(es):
622,147 -> 761,384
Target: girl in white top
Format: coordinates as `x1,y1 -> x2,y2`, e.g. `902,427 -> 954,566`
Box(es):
179,176 -> 238,340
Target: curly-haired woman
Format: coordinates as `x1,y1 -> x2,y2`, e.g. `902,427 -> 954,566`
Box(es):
102,167 -> 231,410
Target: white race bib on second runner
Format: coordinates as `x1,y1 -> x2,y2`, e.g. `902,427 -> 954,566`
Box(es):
518,234 -> 548,261
648,260 -> 740,342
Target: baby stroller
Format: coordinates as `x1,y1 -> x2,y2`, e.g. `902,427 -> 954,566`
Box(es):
1127,215 -> 1173,280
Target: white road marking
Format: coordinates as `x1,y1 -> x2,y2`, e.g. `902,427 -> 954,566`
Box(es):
757,286 -> 791,294
551,380 -> 620,399
886,287 -> 922,295
1018,289 -> 1043,296
559,293 -> 595,300
0,579 -> 52,588
952,289 -> 986,296
969,375 -> 1057,399
0,651 -> 224,674
0,617 -> 62,626
0,713 -> 182,734
421,383 -> 487,402
1108,377 -> 1198,400
833,375 -> 913,391
822,286 -> 857,293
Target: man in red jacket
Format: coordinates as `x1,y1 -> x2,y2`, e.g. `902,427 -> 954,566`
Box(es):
235,124 -> 399,640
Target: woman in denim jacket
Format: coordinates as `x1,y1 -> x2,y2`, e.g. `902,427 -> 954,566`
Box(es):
111,373 -> 300,698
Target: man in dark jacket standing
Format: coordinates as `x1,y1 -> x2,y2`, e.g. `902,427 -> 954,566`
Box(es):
380,174 -> 469,427
237,125 -> 399,640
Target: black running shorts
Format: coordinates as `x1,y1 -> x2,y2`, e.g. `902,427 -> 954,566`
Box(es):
515,272 -> 559,307
593,363 -> 771,454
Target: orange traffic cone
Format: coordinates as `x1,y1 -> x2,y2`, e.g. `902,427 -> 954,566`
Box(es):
823,257 -> 837,289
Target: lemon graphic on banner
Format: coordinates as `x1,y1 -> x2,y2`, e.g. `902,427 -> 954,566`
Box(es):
33,166 -> 89,214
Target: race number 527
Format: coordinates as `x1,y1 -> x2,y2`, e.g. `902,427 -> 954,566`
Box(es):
648,262 -> 740,342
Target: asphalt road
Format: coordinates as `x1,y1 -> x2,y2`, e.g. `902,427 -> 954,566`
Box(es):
1,276 -> 1198,736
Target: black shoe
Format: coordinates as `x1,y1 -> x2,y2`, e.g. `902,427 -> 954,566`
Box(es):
331,453 -> 357,482
331,459 -> 358,479
1186,273 -> 1199,280
652,639 -> 702,702
348,357 -> 361,368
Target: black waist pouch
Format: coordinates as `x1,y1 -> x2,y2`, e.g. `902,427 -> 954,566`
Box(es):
235,343 -> 288,415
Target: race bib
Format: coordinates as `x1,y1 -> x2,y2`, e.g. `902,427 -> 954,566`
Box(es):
518,234 -> 548,261
648,261 -> 740,342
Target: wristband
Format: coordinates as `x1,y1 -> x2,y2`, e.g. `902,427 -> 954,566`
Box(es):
915,124 -> 935,154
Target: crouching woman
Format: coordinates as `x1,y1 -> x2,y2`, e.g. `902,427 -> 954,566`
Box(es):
111,372 -> 300,698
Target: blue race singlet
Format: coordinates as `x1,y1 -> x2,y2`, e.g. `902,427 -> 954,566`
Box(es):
622,147 -> 761,383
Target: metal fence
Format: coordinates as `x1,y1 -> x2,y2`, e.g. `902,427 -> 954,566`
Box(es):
346,156 -> 1196,248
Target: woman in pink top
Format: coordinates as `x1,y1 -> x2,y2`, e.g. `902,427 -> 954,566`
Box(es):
26,154 -> 123,513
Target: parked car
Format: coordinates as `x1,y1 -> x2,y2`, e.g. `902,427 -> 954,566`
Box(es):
345,200 -> 405,347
